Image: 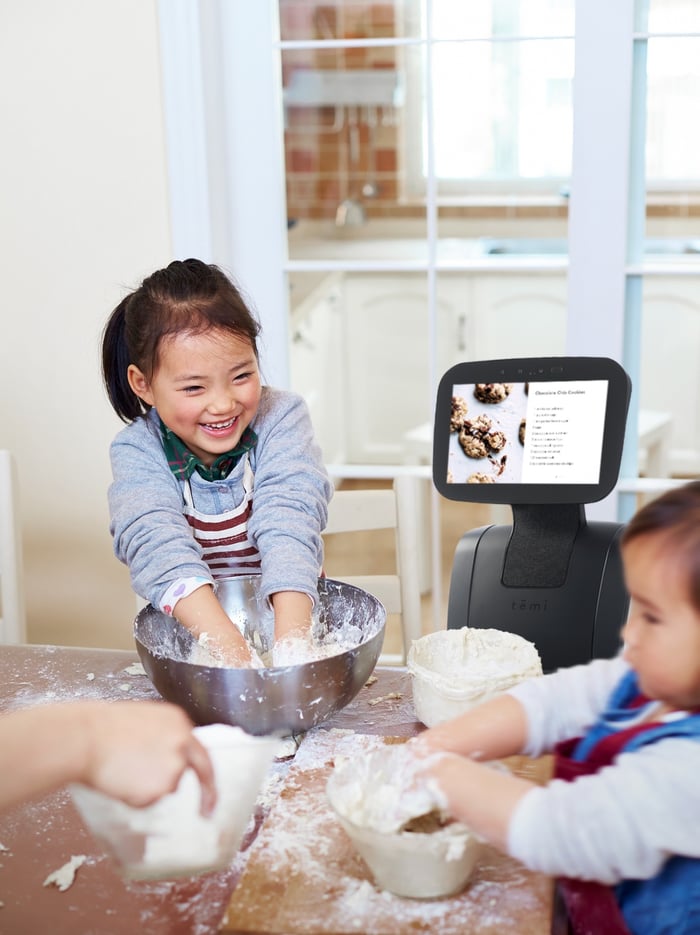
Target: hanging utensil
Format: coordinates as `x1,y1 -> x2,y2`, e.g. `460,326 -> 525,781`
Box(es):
336,106 -> 366,227
361,105 -> 379,199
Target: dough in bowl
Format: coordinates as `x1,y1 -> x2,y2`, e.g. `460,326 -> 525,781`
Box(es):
408,627 -> 542,727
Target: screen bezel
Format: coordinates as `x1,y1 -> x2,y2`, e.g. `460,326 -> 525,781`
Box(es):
432,356 -> 631,505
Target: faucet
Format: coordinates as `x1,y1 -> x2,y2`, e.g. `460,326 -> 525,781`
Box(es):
335,197 -> 366,227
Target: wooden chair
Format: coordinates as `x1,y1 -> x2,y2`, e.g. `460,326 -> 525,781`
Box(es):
323,475 -> 423,664
0,450 -> 27,643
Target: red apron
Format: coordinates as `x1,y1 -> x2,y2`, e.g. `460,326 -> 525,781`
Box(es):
553,737 -> 633,935
182,454 -> 262,577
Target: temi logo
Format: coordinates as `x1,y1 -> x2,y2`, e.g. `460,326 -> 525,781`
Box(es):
511,599 -> 549,613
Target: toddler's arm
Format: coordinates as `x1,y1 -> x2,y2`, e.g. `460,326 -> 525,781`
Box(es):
411,693 -> 533,848
418,692 -> 529,762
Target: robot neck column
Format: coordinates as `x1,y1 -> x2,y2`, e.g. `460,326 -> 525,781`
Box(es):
503,503 -> 587,588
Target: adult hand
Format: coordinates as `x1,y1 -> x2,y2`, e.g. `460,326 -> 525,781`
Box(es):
80,700 -> 217,814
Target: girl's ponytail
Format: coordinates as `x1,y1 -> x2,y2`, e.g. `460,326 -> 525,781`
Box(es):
101,296 -> 147,423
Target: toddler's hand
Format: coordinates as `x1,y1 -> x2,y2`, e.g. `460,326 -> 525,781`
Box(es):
332,743 -> 451,834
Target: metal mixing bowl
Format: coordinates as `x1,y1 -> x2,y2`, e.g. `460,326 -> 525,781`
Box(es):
134,576 -> 386,735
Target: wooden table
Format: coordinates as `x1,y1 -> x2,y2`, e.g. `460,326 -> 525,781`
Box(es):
0,645 -> 552,934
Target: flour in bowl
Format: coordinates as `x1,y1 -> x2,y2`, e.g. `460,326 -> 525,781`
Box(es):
408,627 -> 543,727
328,744 -> 449,834
189,610 -> 376,670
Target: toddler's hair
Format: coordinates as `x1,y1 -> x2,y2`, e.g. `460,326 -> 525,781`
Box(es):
102,258 -> 261,422
621,481 -> 700,612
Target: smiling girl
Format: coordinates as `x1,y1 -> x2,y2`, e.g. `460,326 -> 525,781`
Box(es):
102,259 -> 332,667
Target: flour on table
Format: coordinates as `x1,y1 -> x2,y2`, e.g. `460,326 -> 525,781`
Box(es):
123,662 -> 147,676
230,731 -> 544,932
43,854 -> 87,891
367,692 -> 403,707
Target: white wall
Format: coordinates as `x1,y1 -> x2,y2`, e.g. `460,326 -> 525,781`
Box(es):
0,1 -> 172,647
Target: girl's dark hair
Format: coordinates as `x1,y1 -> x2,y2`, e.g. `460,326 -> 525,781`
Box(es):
621,481 -> 700,612
101,258 -> 261,422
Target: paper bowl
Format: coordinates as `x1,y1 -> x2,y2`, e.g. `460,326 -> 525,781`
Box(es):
70,723 -> 280,880
408,627 -> 542,727
326,747 -> 479,900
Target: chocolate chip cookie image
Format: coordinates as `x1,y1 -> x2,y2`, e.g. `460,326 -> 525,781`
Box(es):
519,418 -> 526,445
473,383 -> 514,404
458,415 -> 507,460
450,395 -> 469,432
459,429 -> 489,459
467,472 -> 495,483
465,414 -> 493,435
485,430 -> 506,452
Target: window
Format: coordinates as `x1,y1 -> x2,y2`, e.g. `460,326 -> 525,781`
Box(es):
405,0 -> 575,201
403,0 -> 700,202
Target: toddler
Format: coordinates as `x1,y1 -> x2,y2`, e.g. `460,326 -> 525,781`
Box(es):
410,481 -> 700,934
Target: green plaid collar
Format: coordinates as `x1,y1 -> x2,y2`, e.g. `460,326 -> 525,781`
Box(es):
159,418 -> 257,481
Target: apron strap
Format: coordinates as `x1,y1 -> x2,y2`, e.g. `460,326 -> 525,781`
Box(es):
182,452 -> 253,508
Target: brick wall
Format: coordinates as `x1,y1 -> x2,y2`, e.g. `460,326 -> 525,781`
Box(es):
281,3 -> 404,222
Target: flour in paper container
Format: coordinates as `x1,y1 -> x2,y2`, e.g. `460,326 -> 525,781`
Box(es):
327,743 -> 451,834
412,628 -> 542,688
408,627 -> 543,727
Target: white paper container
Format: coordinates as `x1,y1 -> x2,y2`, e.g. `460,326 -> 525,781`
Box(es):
408,628 -> 543,727
327,747 -> 480,900
70,724 -> 280,880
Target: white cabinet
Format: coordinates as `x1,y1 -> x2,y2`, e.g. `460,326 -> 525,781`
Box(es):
340,271 -> 567,463
341,273 -> 467,463
290,269 -> 569,465
289,259 -> 700,476
468,273 -> 567,361
640,277 -> 700,475
289,274 -> 346,463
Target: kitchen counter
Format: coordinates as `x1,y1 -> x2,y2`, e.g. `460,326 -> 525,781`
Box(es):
0,644 -> 554,934
287,232 -> 700,268
287,236 -> 570,273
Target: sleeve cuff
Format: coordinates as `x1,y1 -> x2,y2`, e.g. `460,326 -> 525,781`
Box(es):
160,576 -> 212,616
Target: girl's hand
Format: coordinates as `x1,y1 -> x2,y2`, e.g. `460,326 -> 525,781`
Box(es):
79,700 -> 217,815
172,585 -> 259,668
270,590 -> 314,643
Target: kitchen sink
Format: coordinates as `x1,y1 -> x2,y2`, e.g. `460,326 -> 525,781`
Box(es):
289,234 -> 700,262
482,237 -> 700,256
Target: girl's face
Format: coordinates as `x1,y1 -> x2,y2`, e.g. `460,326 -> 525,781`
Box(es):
128,328 -> 262,466
621,532 -> 700,710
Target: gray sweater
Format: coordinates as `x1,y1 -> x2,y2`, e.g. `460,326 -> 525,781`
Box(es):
108,386 -> 332,609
